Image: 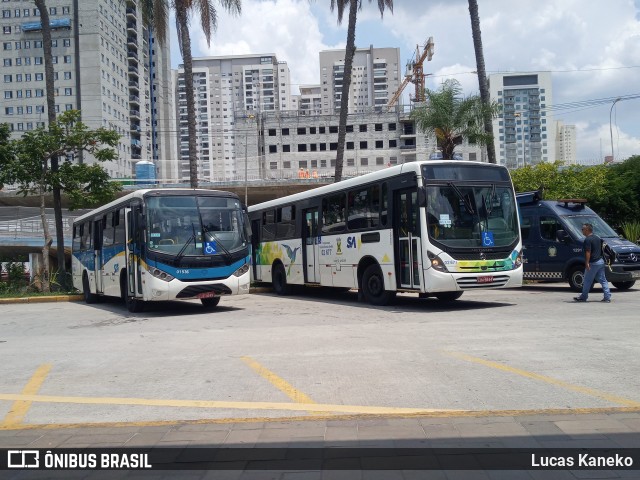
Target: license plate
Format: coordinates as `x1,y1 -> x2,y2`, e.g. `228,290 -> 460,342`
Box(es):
631,271 -> 640,279
477,275 -> 494,284
197,291 -> 217,299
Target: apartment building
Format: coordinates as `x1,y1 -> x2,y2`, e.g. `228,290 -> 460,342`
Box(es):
173,54 -> 292,182
0,0 -> 173,180
489,72 -> 555,168
555,120 -> 576,165
319,46 -> 401,114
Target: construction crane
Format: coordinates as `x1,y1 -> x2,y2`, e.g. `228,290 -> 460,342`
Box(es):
387,36 -> 435,108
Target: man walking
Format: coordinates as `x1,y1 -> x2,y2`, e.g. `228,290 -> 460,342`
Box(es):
574,223 -> 611,303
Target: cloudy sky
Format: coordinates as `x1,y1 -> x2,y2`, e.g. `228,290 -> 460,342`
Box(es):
168,0 -> 640,163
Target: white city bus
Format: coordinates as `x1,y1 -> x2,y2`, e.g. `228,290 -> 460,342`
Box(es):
72,189 -> 251,312
248,161 -> 522,305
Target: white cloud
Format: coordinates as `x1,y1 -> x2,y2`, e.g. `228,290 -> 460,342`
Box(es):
169,0 -> 640,162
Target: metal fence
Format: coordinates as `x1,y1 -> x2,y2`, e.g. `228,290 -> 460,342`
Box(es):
0,207 -> 89,241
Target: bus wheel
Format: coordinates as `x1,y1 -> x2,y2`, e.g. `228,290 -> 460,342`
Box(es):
362,264 -> 395,306
435,291 -> 463,301
612,281 -> 635,290
201,296 -> 221,308
82,274 -> 98,304
272,263 -> 291,295
568,266 -> 586,292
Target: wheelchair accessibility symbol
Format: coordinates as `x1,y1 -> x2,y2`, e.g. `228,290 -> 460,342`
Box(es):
482,232 -> 495,247
204,241 -> 217,255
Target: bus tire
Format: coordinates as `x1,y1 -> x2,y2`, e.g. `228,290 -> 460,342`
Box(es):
435,291 -> 464,301
272,263 -> 291,295
201,296 -> 221,308
612,281 -> 635,290
82,273 -> 98,304
361,264 -> 395,306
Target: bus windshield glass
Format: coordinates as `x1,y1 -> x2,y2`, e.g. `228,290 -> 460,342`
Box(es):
425,185 -> 519,248
562,215 -> 618,239
146,195 -> 247,255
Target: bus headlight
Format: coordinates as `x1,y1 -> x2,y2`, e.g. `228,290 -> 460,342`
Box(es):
427,251 -> 448,272
233,263 -> 250,277
147,266 -> 175,282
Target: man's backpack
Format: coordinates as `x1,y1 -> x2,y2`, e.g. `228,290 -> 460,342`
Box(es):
601,239 -> 614,267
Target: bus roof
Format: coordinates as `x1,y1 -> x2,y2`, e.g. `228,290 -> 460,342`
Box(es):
72,188 -> 238,224
249,161 -> 506,212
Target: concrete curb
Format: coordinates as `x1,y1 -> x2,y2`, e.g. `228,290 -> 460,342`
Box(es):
0,289 -> 275,305
0,294 -> 84,305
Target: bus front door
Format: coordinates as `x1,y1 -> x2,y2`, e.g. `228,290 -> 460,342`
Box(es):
303,208 -> 320,283
125,206 -> 143,300
396,189 -> 423,290
251,218 -> 261,281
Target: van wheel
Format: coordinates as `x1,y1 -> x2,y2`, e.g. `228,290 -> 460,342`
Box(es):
435,291 -> 464,301
568,266 -> 586,292
612,281 -> 635,290
82,274 -> 98,304
201,296 -> 221,308
361,264 -> 395,306
272,263 -> 291,295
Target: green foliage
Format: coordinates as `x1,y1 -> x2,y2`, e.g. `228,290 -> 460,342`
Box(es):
621,222 -> 640,245
411,79 -> 499,159
0,110 -> 122,208
511,156 -> 640,230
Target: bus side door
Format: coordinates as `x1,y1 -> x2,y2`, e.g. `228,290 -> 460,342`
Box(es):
93,218 -> 104,294
303,208 -> 320,283
251,218 -> 261,281
125,205 -> 143,299
395,189 -> 423,290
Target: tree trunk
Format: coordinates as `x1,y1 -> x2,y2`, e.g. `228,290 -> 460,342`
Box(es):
39,187 -> 52,293
35,0 -> 67,289
177,9 -> 199,188
468,0 -> 496,164
334,0 -> 358,183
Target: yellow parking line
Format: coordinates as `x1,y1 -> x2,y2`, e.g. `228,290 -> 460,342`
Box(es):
0,392 -> 452,416
241,356 -> 317,405
1,364 -> 52,426
446,352 -> 640,407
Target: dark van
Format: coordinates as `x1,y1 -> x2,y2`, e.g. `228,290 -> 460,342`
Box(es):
517,191 -> 640,291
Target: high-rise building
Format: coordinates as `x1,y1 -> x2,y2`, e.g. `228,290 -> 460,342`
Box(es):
489,72 -> 555,168
173,54 -> 292,182
555,121 -> 576,165
319,46 -> 401,114
0,0 -> 173,180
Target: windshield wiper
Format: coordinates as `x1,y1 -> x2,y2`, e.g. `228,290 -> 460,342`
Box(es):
448,182 -> 475,215
175,223 -> 197,263
486,183 -> 496,216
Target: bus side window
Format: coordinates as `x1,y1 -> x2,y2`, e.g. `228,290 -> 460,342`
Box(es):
103,214 -> 114,246
113,209 -> 125,244
80,222 -> 91,250
380,183 -> 388,226
72,224 -> 81,251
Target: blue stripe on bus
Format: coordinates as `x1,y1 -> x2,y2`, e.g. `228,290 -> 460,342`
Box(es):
152,255 -> 251,280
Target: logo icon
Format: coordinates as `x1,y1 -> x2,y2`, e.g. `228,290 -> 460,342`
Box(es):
482,232 -> 495,247
204,241 -> 217,255
548,246 -> 557,257
8,450 -> 39,468
336,238 -> 342,255
630,253 -> 638,263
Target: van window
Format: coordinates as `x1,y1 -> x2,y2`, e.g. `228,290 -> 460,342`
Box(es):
539,216 -> 561,241
520,216 -> 532,240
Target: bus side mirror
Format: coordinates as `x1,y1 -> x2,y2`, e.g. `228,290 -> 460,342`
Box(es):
556,229 -> 570,243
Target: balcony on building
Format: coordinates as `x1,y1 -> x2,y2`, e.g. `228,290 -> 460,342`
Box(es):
127,50 -> 138,61
129,95 -> 140,105
128,66 -> 139,77
130,109 -> 141,119
127,22 -> 137,32
126,7 -> 136,18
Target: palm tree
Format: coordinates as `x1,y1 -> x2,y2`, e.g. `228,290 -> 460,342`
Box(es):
468,0 -> 496,164
329,0 -> 393,183
35,0 -> 67,289
411,79 -> 498,160
139,0 -> 241,188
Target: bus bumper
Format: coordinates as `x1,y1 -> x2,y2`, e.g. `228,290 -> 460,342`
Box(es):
424,266 -> 523,292
143,270 -> 251,301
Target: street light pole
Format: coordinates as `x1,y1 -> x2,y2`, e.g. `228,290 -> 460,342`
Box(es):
609,97 -> 621,163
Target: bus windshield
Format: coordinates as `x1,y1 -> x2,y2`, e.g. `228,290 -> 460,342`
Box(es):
425,184 -> 519,248
146,195 -> 248,256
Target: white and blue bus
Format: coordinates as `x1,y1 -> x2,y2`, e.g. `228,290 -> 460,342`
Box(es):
72,189 -> 251,312
248,161 -> 522,305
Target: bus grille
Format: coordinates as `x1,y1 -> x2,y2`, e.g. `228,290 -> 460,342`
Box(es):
456,275 -> 511,288
176,284 -> 233,298
449,250 -> 512,261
